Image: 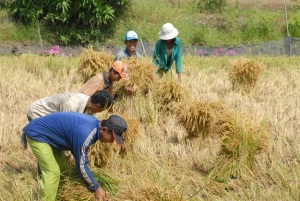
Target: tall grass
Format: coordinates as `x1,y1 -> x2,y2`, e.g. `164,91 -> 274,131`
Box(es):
0,54 -> 300,200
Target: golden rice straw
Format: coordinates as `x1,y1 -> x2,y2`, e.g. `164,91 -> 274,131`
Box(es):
57,168 -> 119,201
78,48 -> 114,82
229,57 -> 263,92
87,114 -> 141,166
210,114 -> 269,182
152,78 -> 190,112
120,115 -> 142,156
174,100 -> 228,138
114,57 -> 157,95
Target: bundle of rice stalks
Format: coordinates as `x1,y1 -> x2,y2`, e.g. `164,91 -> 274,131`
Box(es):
210,116 -> 269,182
152,78 -> 190,112
229,57 -> 263,92
210,104 -> 237,137
57,168 -> 119,201
121,115 -> 142,156
173,100 -> 227,138
174,101 -> 213,138
114,57 -> 156,96
78,48 -> 114,82
88,115 -> 141,166
112,94 -> 156,124
88,141 -> 116,168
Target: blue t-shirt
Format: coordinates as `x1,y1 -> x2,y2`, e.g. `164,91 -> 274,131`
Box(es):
22,112 -> 101,192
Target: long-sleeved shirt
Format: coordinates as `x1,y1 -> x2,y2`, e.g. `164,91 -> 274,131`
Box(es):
152,37 -> 182,74
26,92 -> 90,120
22,112 -> 101,192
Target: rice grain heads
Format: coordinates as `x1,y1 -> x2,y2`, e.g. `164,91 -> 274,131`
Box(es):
88,115 -> 141,167
173,100 -> 230,138
152,78 -> 190,112
229,57 -> 263,92
78,49 -> 114,82
114,58 -> 156,95
211,115 -> 269,182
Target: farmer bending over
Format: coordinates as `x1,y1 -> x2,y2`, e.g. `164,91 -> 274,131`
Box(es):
26,90 -> 113,121
21,112 -> 127,201
79,60 -> 133,96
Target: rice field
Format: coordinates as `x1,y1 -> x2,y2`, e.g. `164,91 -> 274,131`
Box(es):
0,53 -> 299,200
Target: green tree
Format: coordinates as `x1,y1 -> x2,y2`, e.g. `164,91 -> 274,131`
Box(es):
3,0 -> 130,45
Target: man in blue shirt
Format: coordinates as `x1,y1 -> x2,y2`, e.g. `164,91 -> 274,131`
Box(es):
114,30 -> 142,61
21,112 -> 127,201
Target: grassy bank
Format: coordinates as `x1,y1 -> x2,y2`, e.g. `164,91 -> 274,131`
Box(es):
0,0 -> 299,46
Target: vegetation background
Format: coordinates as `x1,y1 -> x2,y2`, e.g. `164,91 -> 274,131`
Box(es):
0,0 -> 300,201
0,0 -> 300,47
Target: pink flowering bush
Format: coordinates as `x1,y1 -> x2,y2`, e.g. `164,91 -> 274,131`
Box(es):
43,45 -> 72,57
198,48 -> 237,57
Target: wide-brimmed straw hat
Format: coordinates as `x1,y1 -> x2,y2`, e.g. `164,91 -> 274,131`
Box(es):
158,23 -> 179,40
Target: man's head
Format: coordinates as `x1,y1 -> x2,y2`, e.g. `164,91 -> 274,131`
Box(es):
99,115 -> 127,145
109,61 -> 129,82
124,31 -> 139,55
88,90 -> 113,114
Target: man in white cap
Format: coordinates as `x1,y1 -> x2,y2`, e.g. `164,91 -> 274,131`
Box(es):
153,23 -> 182,82
114,30 -> 142,61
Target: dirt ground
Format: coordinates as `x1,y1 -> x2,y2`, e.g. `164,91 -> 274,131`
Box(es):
0,43 -> 90,56
0,39 -> 297,57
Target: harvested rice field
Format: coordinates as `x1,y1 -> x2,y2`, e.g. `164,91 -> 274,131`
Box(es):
0,53 -> 299,200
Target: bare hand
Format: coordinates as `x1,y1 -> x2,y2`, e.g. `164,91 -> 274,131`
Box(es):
125,86 -> 134,95
94,187 -> 107,201
177,74 -> 182,83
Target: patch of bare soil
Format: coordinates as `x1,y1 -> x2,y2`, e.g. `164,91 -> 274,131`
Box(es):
0,43 -> 85,56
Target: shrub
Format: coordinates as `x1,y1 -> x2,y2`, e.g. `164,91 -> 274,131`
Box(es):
4,0 -> 130,44
288,12 -> 300,37
197,0 -> 226,13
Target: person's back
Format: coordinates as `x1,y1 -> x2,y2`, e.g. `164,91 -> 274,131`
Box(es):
79,73 -> 109,96
23,112 -> 99,151
79,61 -> 129,96
27,92 -> 90,120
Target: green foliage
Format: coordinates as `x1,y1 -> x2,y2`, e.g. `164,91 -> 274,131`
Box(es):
197,0 -> 226,13
4,0 -> 130,44
288,12 -> 300,37
0,0 -> 299,46
240,12 -> 281,44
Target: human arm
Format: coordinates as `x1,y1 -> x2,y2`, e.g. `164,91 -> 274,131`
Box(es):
152,40 -> 167,70
175,38 -> 182,75
72,126 -> 100,192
